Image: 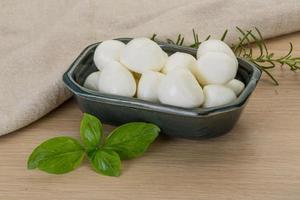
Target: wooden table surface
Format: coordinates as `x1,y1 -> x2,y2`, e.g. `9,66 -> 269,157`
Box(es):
1,32 -> 300,200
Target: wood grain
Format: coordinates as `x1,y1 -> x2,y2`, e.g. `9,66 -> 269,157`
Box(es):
1,32 -> 300,200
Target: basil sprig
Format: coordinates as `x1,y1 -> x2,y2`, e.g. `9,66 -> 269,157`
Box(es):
104,123 -> 160,159
27,137 -> 85,174
80,113 -> 103,150
27,113 -> 160,176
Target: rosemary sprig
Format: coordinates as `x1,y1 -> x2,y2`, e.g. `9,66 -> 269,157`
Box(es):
151,27 -> 300,85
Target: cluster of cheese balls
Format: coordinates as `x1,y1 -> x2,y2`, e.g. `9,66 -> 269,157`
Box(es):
83,38 -> 245,108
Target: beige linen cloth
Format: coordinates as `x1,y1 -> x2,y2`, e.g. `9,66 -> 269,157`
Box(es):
1,0 -> 300,136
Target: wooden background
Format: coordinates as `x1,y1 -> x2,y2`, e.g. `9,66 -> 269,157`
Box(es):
0,32 -> 300,200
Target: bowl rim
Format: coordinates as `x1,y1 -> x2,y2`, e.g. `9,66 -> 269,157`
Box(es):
63,38 -> 261,117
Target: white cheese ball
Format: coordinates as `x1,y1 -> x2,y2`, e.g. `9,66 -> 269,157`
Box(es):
203,85 -> 237,108
98,61 -> 136,97
83,71 -> 101,91
197,39 -> 238,65
195,52 -> 238,85
137,71 -> 165,102
158,69 -> 204,108
120,38 -> 166,73
162,52 -> 197,75
226,79 -> 245,96
93,40 -> 125,70
163,51 -> 169,60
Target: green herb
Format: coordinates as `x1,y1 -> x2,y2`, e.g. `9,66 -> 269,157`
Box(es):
28,113 -> 160,176
89,149 -> 121,177
104,122 -> 159,159
151,27 -> 300,85
27,137 -> 85,174
80,113 -> 102,150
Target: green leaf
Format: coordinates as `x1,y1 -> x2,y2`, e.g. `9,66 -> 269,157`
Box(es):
80,113 -> 102,150
27,137 -> 85,174
89,148 -> 121,176
104,122 -> 160,160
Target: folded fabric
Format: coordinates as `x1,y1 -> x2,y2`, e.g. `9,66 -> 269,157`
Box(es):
1,0 -> 300,136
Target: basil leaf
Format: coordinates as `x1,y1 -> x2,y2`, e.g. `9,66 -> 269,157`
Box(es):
104,122 -> 160,160
80,113 -> 102,150
89,148 -> 121,177
27,137 -> 85,174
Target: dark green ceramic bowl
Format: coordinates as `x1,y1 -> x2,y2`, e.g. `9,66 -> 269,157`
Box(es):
63,38 -> 261,139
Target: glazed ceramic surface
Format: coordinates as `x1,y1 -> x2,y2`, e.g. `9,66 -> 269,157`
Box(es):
63,38 -> 261,139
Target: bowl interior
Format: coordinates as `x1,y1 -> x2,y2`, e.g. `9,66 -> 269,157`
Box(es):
65,38 -> 261,116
